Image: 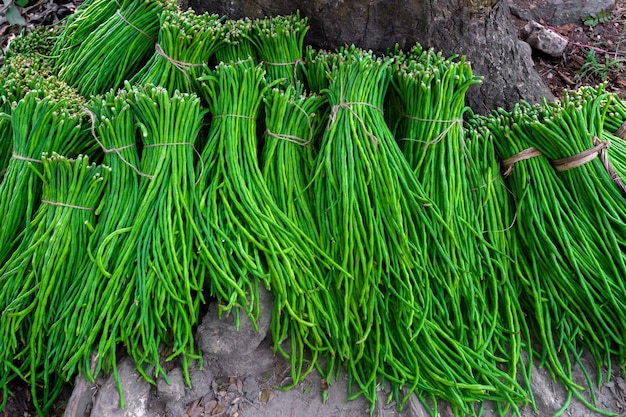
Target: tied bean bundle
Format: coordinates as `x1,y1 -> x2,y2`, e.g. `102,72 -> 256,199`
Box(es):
131,9 -> 224,94
488,104 -> 625,414
0,154 -> 108,415
392,46 -> 517,370
54,90 -> 144,383
0,89 -> 92,268
253,13 -> 308,85
92,84 -> 206,384
261,84 -> 326,237
214,18 -> 256,64
56,0 -> 174,97
311,48 -> 525,413
464,118 -> 534,409
195,60 -> 342,384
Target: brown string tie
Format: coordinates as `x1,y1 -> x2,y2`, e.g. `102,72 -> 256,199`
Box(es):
115,10 -> 156,42
154,44 -> 205,89
551,137 -> 626,196
501,147 -> 542,177
398,116 -> 464,147
42,200 -> 95,211
262,58 -> 304,83
12,152 -> 42,164
615,120 -> 626,140
329,100 -> 383,146
265,129 -> 310,146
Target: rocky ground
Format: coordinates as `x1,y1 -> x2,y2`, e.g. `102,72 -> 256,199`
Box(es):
1,0 -> 626,416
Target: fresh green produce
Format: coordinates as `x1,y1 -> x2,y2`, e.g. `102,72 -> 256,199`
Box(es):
487,99 -> 626,415
261,83 -> 326,235
253,13 -> 308,85
55,0 -> 175,97
52,89 -> 144,385
195,59 -> 344,385
311,47 -> 526,413
0,153 -> 108,415
214,18 -> 256,64
131,9 -> 224,93
84,84 -> 207,384
0,88 -> 92,268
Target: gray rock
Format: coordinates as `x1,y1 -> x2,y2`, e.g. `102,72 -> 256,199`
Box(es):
91,357 -> 151,417
521,21 -> 568,57
243,376 -> 260,402
156,367 -> 185,403
510,0 -> 615,26
196,285 -> 274,358
64,374 -> 97,417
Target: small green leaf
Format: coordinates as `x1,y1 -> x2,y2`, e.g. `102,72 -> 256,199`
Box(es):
15,0 -> 29,6
3,1 -> 26,26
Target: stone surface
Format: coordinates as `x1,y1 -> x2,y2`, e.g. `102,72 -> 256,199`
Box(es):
64,374 -> 97,417
521,20 -> 569,57
90,357 -> 151,417
510,0 -> 616,26
156,367 -> 185,403
196,285 -> 274,358
189,0 -> 555,113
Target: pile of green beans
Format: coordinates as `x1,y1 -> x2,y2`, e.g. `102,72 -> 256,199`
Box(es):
0,88 -> 92,268
253,13 -> 308,85
195,59 -> 344,385
55,0 -> 174,97
91,84 -> 207,385
261,84 -> 326,235
311,47 -> 526,413
391,45 -> 522,387
55,89 -> 143,385
0,153 -> 108,415
486,100 -> 626,415
214,18 -> 256,64
131,9 -> 224,93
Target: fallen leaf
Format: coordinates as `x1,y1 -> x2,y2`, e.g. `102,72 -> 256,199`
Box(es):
258,388 -> 275,404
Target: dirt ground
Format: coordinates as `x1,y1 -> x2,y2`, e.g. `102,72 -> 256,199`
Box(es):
1,0 -> 626,416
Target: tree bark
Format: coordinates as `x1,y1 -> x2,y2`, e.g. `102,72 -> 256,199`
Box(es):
188,0 -> 555,113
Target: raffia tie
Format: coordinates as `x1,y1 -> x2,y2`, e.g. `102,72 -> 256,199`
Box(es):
12,151 -> 42,164
265,129 -> 310,146
329,101 -> 384,146
398,116 -> 464,147
42,200 -> 95,211
154,44 -> 205,89
143,142 -> 205,184
262,58 -> 304,84
551,137 -> 626,196
115,10 -> 156,42
84,107 -> 153,180
501,147 -> 542,177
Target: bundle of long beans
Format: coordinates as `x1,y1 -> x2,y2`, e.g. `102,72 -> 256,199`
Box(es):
261,84 -> 325,235
311,47 -> 525,413
0,153 -> 108,415
392,46 -> 520,381
50,89 -> 144,384
301,45 -> 335,94
488,102 -> 626,413
213,18 -> 256,64
88,84 -> 206,384
0,88 -> 92,268
130,9 -> 224,93
464,117 -> 534,411
55,0 -> 174,97
253,13 -> 308,85
195,59 -> 343,384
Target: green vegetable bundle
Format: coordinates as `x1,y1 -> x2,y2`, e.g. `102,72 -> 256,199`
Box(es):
55,0 -> 174,97
0,88 -> 92,267
195,60 -> 342,383
131,9 -> 224,93
488,101 -> 626,413
261,84 -> 326,235
392,46 -> 521,378
53,89 -> 144,383
253,13 -> 308,85
89,84 -> 206,383
214,18 -> 256,64
311,47 -> 525,412
0,154 -> 108,415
